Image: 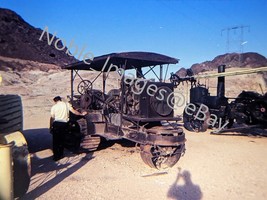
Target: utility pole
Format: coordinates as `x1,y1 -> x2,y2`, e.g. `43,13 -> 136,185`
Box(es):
221,25 -> 250,53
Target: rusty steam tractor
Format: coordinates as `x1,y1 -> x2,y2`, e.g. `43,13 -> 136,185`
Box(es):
170,65 -> 267,133
62,52 -> 186,169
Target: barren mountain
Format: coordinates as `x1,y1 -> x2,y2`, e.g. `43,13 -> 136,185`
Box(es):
0,8 -> 77,71
176,52 -> 267,76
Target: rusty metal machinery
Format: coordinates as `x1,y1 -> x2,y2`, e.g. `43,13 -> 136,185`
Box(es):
63,52 -> 186,169
171,65 -> 267,132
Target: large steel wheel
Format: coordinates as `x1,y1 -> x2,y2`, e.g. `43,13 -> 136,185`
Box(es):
183,104 -> 210,132
140,144 -> 184,169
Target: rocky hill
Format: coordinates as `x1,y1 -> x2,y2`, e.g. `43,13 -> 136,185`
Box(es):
176,52 -> 267,77
0,8 -> 77,71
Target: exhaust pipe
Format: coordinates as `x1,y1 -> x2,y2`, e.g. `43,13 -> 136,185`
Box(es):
217,65 -> 225,98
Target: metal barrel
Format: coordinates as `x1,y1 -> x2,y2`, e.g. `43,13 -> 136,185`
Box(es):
0,142 -> 14,200
217,65 -> 226,98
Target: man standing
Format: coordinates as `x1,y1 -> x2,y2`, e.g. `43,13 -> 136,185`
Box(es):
50,96 -> 86,161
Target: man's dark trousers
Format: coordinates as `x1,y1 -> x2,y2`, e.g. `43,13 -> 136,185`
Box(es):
52,121 -> 68,161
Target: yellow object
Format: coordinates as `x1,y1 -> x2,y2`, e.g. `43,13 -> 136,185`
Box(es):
0,142 -> 14,200
0,74 -> 2,86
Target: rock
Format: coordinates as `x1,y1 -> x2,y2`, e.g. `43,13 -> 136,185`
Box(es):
175,52 -> 267,84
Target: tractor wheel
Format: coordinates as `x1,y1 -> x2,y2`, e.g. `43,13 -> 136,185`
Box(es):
183,104 -> 210,132
0,95 -> 31,198
140,144 -> 185,169
77,118 -> 101,151
80,135 -> 101,151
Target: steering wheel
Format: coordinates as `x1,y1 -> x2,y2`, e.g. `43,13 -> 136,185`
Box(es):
170,73 -> 181,87
77,80 -> 92,94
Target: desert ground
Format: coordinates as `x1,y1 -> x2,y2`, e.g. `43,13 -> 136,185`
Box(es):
1,69 -> 267,200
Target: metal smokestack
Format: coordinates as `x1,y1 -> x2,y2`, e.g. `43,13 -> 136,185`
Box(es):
217,65 -> 225,98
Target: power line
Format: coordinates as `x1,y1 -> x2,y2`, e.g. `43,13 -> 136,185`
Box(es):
221,25 -> 250,53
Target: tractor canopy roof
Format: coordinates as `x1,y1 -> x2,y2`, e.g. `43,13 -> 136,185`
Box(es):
62,51 -> 179,71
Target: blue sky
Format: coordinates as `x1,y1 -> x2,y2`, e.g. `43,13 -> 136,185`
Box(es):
1,0 -> 267,71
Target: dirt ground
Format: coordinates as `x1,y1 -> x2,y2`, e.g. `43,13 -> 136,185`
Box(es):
20,117 -> 267,200
1,69 -> 267,200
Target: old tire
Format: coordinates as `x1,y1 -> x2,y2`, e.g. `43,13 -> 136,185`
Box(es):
0,95 -> 23,133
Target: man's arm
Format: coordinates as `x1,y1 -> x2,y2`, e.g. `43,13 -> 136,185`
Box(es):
68,104 -> 87,116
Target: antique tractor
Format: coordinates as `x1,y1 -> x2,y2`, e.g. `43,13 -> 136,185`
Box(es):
171,65 -> 267,132
62,52 -> 186,169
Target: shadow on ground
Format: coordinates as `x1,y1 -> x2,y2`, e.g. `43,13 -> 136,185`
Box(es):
97,137 -> 136,150
20,128 -> 137,199
23,128 -> 52,153
167,168 -> 202,200
20,153 -> 94,200
20,128 -> 94,199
